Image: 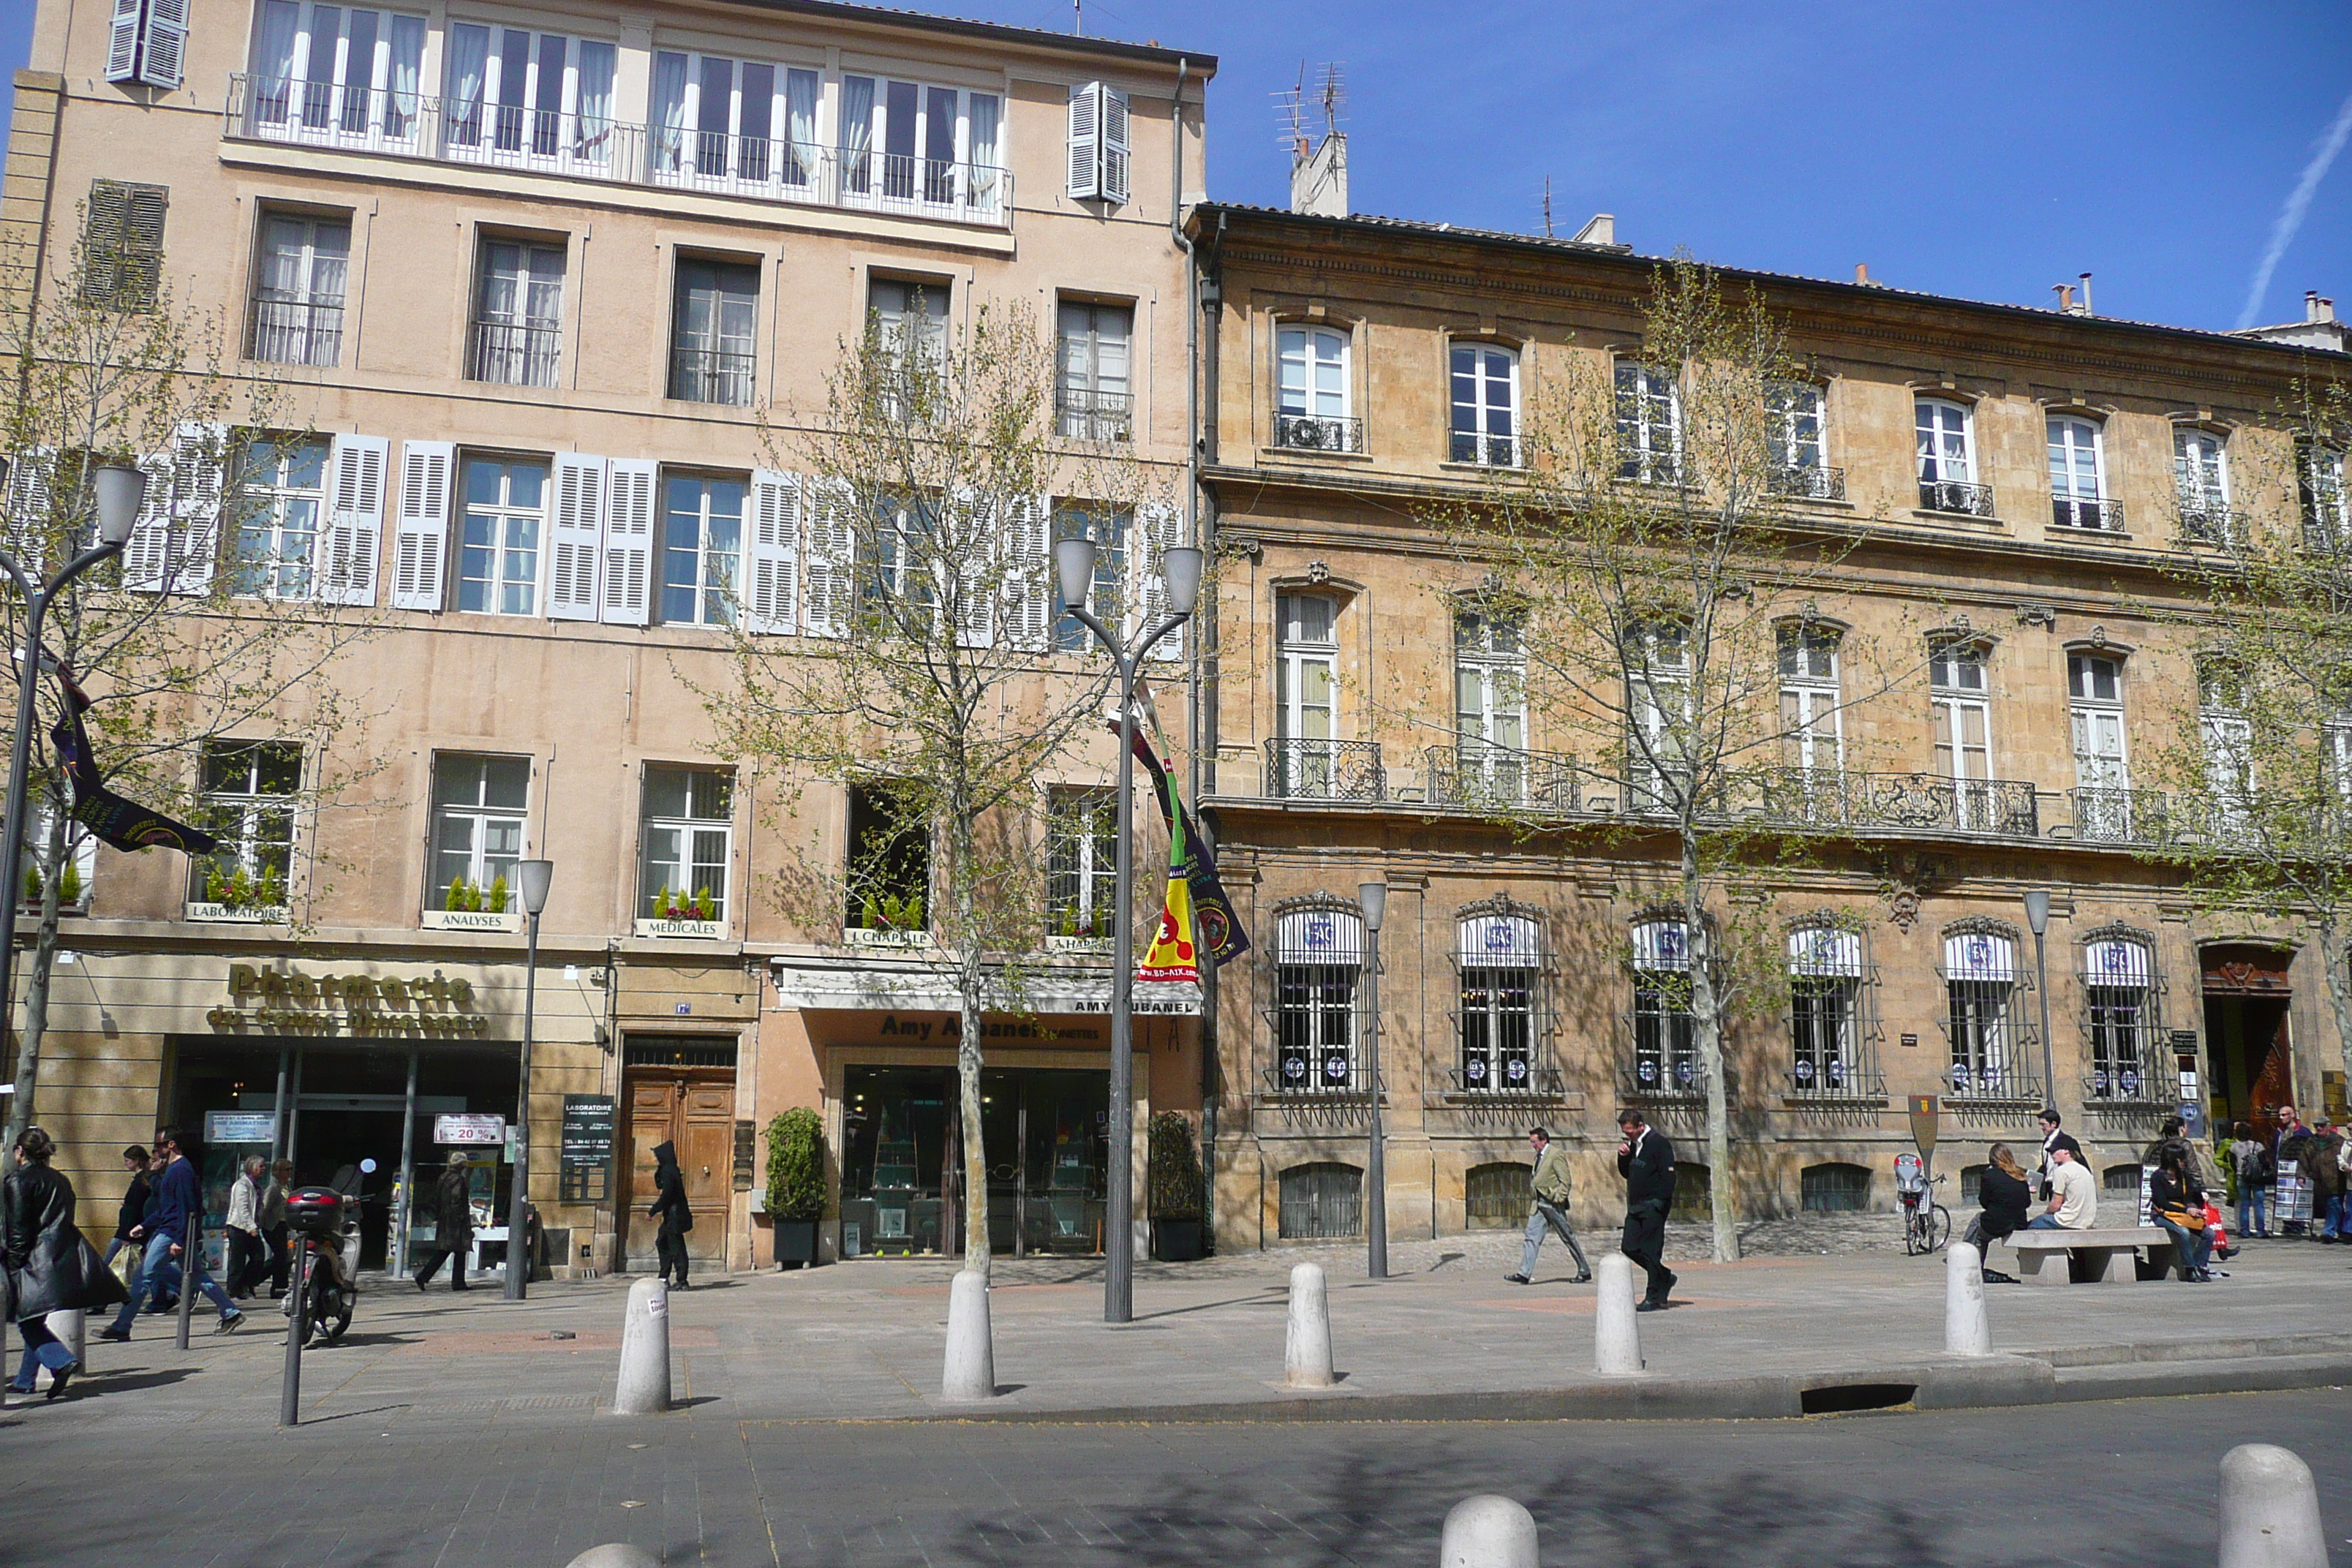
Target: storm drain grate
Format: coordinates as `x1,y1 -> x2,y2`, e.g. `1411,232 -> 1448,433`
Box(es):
1799,1382 -> 1916,1415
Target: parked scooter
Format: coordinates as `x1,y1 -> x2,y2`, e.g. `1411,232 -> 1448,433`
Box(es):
283,1181 -> 361,1344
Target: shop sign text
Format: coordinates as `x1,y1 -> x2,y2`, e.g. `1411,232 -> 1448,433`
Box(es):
875,1013 -> 1101,1043
208,963 -> 493,1037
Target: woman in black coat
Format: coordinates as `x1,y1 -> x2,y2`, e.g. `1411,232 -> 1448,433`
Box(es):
1964,1142 -> 2034,1283
5,1127 -> 123,1398
648,1142 -> 693,1291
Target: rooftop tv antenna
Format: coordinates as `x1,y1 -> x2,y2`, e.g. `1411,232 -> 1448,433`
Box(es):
1543,176 -> 1555,239
1275,61 -> 1345,155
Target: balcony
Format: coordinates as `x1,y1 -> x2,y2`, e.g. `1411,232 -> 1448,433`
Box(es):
1448,431 -> 1520,468
468,319 -> 560,388
1918,478 -> 1996,517
1424,744 -> 1581,815
1768,464 -> 1847,502
668,344 -> 756,407
1264,738 -> 1385,802
2176,495 -> 2235,543
1272,412 -> 1363,454
246,293 -> 344,369
1759,767 -> 2040,838
2068,786 -> 2168,845
2051,495 -> 2125,532
223,75 -> 1012,230
1055,385 -> 1133,443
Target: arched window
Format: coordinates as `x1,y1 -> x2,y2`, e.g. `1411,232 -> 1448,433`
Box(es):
1454,906 -> 1548,1094
1450,342 -> 1520,467
1915,396 -> 1989,514
2048,415 -> 2114,529
2081,930 -> 2161,1104
1465,1161 -> 1532,1229
1629,916 -> 1698,1094
1937,923 -> 2038,1102
1787,922 -> 1876,1096
1275,324 -> 1357,451
2103,1163 -> 2145,1200
1278,1161 -> 1362,1239
1268,905 -> 1364,1095
1801,1162 -> 1871,1213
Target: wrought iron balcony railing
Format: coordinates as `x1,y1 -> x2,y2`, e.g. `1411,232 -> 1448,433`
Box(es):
223,75 -> 1013,229
1787,1056 -> 1887,1098
1918,478 -> 1996,517
2176,495 -> 2236,543
1264,738 -> 1385,802
1943,1063 -> 2043,1103
1273,412 -> 1364,453
467,319 -> 561,388
668,345 -> 756,407
1055,385 -> 1134,443
1264,1052 -> 1376,1098
1621,1056 -> 1708,1098
1449,431 -> 1521,468
2068,785 -> 2168,845
2083,1058 -> 2166,1105
1768,464 -> 1847,502
2051,495 -> 2125,532
246,293 -> 344,369
1424,743 -> 1582,815
1759,767 -> 2039,838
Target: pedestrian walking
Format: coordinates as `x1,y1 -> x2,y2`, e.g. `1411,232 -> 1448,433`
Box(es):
2227,1120 -> 2273,1238
1504,1126 -> 1591,1285
2305,1120 -> 2346,1243
260,1161 -> 292,1298
1613,1109 -> 1676,1312
649,1141 -> 693,1290
103,1145 -> 149,1268
5,1127 -> 127,1398
412,1152 -> 475,1292
1962,1142 -> 2032,1281
225,1156 -> 267,1297
97,1126 -> 244,1341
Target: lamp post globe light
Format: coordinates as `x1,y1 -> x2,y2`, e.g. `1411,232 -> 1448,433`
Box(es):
1055,534 -> 1203,1324
2021,889 -> 2056,1116
0,462 -> 145,1147
505,857 -> 554,1300
1357,879 -> 1387,1281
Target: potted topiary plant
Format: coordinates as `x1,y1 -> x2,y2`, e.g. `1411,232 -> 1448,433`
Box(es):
764,1107 -> 826,1267
1147,1111 -> 1206,1262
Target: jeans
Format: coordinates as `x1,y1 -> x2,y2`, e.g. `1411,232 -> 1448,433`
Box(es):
2237,1186 -> 2269,1237
1518,1202 -> 1591,1279
2155,1215 -> 2214,1276
2025,1214 -> 2070,1230
109,1230 -> 238,1333
10,1316 -> 76,1390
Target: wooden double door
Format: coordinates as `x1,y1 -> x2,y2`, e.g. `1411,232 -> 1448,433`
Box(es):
622,1068 -> 735,1268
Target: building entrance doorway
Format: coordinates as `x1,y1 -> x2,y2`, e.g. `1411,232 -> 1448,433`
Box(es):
619,1036 -> 738,1273
2202,945 -> 2295,1140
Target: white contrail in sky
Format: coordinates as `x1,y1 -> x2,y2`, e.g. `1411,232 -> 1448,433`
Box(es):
2237,87 -> 2352,330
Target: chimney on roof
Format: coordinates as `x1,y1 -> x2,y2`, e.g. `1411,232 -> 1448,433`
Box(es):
1855,263 -> 1878,287
2309,290 -> 2338,325
1571,213 -> 1615,246
2052,283 -> 2076,314
2079,272 -> 2094,317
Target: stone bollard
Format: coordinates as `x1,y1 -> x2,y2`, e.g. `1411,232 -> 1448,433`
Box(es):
1944,1239 -> 1991,1356
2217,1444 -> 2327,1568
612,1278 -> 671,1416
565,1545 -> 658,1568
1283,1262 -> 1336,1389
941,1267 -> 995,1403
34,1308 -> 86,1391
1593,1252 -> 1643,1376
1439,1496 -> 1539,1568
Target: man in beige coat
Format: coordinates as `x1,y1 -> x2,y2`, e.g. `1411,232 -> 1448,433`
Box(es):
1505,1126 -> 1592,1284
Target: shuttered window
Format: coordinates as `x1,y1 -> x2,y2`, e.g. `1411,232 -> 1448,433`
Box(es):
1066,81 -> 1128,205
107,0 -> 187,89
81,180 -> 168,310
230,437 -> 328,600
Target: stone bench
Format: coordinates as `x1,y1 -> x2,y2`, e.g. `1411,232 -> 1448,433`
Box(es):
2003,1226 -> 2179,1285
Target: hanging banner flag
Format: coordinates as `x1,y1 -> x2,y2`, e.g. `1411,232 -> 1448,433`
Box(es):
1135,868 -> 1200,984
50,670 -> 218,854
1118,694 -> 1250,968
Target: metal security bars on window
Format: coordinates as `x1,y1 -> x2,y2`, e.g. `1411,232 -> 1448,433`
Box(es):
2080,930 -> 2165,1105
1935,923 -> 2041,1102
1627,917 -> 1700,1097
1265,904 -> 1367,1096
1786,924 -> 1883,1097
1450,905 -> 1556,1096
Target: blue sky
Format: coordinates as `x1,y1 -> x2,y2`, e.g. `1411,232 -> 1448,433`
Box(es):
4,0 -> 2345,334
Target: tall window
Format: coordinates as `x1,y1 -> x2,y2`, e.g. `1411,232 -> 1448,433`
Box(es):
443,25 -> 616,167
249,212 -> 347,368
2082,932 -> 2157,1103
1455,606 -> 1526,778
189,741 -> 301,905
1778,625 -> 1842,773
834,74 -> 1003,209
1930,640 -> 1992,785
1625,621 -> 1691,810
2301,442 -> 2348,549
1788,924 -> 1864,1095
457,456 -> 546,616
2068,652 -> 2128,794
1915,397 -> 1984,513
1615,361 -> 1680,482
1275,325 -> 1355,451
1629,918 -> 1697,1093
1051,502 -> 1126,651
80,180 -> 167,312
638,766 -> 732,921
2198,663 -> 2253,830
1057,300 -> 1133,442
1450,343 -> 1518,467
2174,428 -> 2231,538
669,257 -> 758,407
470,240 -> 565,388
649,53 -> 818,188
232,437 -> 328,600
246,1 -> 426,143
1457,909 -> 1541,1093
1274,593 -> 1339,794
845,783 -> 928,931
1768,380 -> 1828,482
660,475 -> 744,627
1046,786 -> 1117,940
430,753 -> 528,909
2048,415 -> 2111,529
1272,906 -> 1364,1093
1941,927 -> 2031,1099
870,278 -> 949,413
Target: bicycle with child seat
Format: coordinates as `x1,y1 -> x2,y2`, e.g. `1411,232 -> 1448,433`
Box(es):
1895,1155 -> 1950,1255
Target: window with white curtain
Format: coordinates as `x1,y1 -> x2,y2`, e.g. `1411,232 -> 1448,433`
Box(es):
469,241 -> 565,388
1778,625 -> 1842,773
2048,415 -> 2113,529
649,52 -> 819,191
2302,442 -> 2349,548
248,211 -> 347,368
1275,325 -> 1355,451
440,25 -> 614,168
246,1 -> 426,143
834,73 -> 1003,214
1915,397 -> 1990,515
2174,427 -> 2230,538
1271,906 -> 1365,1094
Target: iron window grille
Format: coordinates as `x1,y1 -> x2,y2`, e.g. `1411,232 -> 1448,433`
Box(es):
1273,412 -> 1364,453
1785,921 -> 1884,1097
1448,897 -> 1559,1096
2079,926 -> 2166,1105
1278,1161 -> 1362,1239
1934,919 -> 2042,1103
1801,1162 -> 1872,1212
1264,901 -> 1371,1097
1465,1162 -> 1533,1228
1626,916 -> 1703,1097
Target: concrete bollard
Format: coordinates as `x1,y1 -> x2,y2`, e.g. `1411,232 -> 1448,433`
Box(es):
941,1267 -> 995,1403
34,1308 -> 86,1390
1944,1239 -> 1991,1356
1439,1496 -> 1539,1568
1594,1251 -> 1643,1376
612,1278 -> 671,1416
1284,1262 -> 1336,1389
564,1545 -> 659,1568
2217,1444 -> 2328,1568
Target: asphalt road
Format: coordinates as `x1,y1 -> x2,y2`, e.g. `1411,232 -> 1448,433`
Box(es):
6,1388 -> 2348,1567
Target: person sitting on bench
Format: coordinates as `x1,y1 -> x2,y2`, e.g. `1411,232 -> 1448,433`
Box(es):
2025,1145 -> 2096,1231
2150,1145 -> 2215,1282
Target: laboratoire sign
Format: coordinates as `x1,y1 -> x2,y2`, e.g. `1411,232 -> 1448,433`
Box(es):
206,962 -> 494,1037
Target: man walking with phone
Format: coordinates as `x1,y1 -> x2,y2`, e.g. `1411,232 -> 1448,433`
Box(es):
1505,1126 -> 1591,1285
1616,1109 -> 1678,1311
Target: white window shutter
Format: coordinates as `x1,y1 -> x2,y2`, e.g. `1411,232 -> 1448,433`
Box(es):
1135,500 -> 1185,661
319,434 -> 388,606
1100,87 -> 1130,206
802,478 -> 853,637
946,491 -> 990,649
600,458 -> 657,626
747,469 -> 800,636
166,420 -> 226,595
119,451 -> 173,592
4,448 -> 58,581
138,0 -> 187,88
546,453 -> 606,622
1066,83 -> 1101,200
1008,493 -> 1052,651
106,0 -> 143,82
389,440 -> 454,611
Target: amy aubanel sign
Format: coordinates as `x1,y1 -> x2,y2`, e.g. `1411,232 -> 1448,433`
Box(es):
206,963 -> 493,1037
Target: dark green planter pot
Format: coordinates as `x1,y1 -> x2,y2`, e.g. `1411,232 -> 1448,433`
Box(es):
1150,1218 -> 1203,1262
773,1219 -> 819,1267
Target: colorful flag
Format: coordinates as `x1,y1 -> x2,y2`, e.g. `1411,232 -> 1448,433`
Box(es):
1117,702 -> 1250,968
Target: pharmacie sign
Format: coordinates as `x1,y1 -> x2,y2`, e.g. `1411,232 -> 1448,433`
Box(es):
207,963 -> 493,1037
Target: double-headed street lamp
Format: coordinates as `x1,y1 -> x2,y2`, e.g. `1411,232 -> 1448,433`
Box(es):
1054,534 -> 1204,1326
505,856 -> 554,1301
0,462 -> 144,1143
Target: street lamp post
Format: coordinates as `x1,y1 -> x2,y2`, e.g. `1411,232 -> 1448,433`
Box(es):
1055,535 -> 1204,1325
1357,880 -> 1387,1281
2023,889 -> 2056,1115
505,857 -> 554,1301
0,462 -> 143,1147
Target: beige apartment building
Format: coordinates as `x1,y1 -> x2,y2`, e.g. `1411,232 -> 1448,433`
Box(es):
1185,199 -> 2352,1251
4,0 -> 1211,1275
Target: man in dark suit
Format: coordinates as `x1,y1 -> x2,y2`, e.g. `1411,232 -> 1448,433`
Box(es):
2035,1109 -> 2084,1201
1616,1109 -> 1678,1311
